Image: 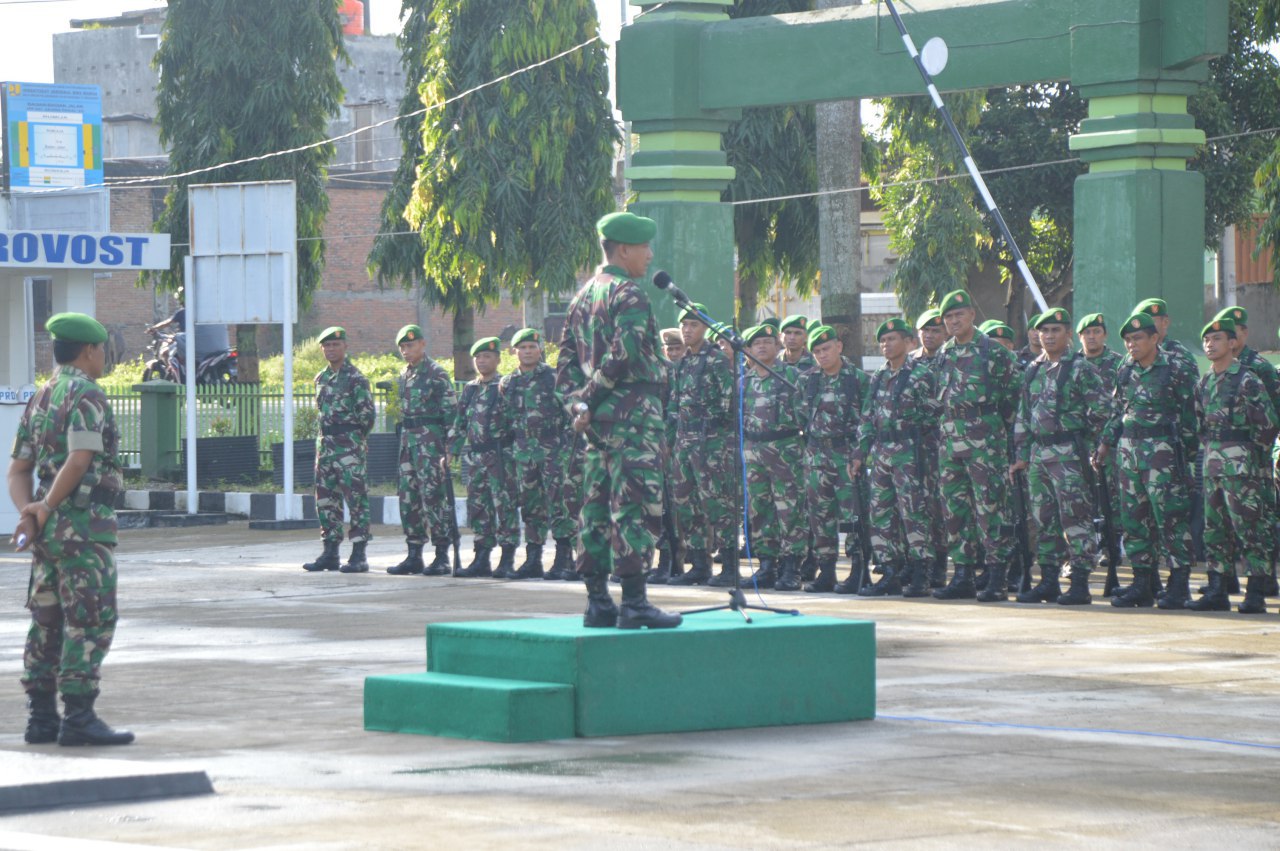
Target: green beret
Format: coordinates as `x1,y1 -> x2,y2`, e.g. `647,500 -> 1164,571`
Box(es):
806,318 -> 822,333
511,328 -> 541,347
1121,313 -> 1158,337
1075,313 -> 1106,334
395,324 -> 422,345
1026,313 -> 1042,329
743,324 -> 778,345
984,323 -> 1015,341
977,319 -> 1001,333
596,211 -> 657,245
808,325 -> 838,349
780,314 -> 809,332
470,336 -> 501,357
1032,308 -> 1071,330
1133,298 -> 1168,317
915,308 -> 943,330
1214,306 -> 1248,327
317,326 -> 346,344
876,318 -> 913,339
45,312 -> 107,344
1202,317 -> 1236,339
760,317 -> 781,331
939,289 -> 973,314
708,321 -> 733,342
678,302 -> 709,323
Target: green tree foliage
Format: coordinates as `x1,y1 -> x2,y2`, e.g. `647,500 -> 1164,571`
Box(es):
1247,0 -> 1280,284
722,0 -> 820,328
150,0 -> 345,306
386,0 -> 619,375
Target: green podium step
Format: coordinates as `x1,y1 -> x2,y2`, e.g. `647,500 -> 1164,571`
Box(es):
364,671 -> 575,743
425,611 -> 875,738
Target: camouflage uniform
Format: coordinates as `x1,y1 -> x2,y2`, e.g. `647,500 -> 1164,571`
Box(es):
314,361 -> 375,544
1014,352 -> 1110,575
1100,352 -> 1198,585
742,363 -> 805,560
801,357 -> 869,560
556,263 -> 667,579
909,346 -> 948,570
398,357 -> 456,547
935,330 -> 1020,584
670,338 -> 736,553
1196,362 -> 1278,578
12,365 -> 123,699
450,374 -> 519,551
502,362 -> 576,545
853,356 -> 940,569
781,349 -> 817,375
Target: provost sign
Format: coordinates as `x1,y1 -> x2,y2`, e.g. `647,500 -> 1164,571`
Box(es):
0,230 -> 170,270
2,82 -> 104,191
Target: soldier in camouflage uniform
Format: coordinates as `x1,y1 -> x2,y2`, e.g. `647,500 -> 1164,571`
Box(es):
979,320 -> 1016,353
303,327 -> 375,574
1010,309 -> 1110,606
1095,312 -> 1198,608
910,308 -> 949,587
933,289 -> 1020,601
501,328 -> 576,580
450,337 -> 519,578
851,318 -> 940,597
556,211 -> 681,629
780,314 -> 817,374
1015,315 -> 1043,369
649,328 -> 686,584
9,312 -> 132,746
1189,318 -> 1278,613
1077,312 -> 1125,592
388,324 -> 457,577
800,325 -> 870,593
668,302 -> 738,587
737,324 -> 805,590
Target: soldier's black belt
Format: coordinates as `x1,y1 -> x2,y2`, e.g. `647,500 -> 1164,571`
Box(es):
1204,427 -> 1252,443
1122,422 -> 1176,440
876,426 -> 921,442
321,423 -> 364,437
619,381 -> 663,395
1033,430 -> 1084,446
401,415 -> 445,429
745,428 -> 800,443
467,437 -> 513,453
39,481 -> 120,507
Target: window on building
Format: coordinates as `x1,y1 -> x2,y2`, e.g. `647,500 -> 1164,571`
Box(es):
351,104 -> 374,168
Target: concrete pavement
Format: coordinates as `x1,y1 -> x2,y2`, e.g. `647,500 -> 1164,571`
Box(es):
1,524 -> 1279,849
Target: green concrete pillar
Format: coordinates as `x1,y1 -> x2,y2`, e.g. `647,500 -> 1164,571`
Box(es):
621,0 -> 739,329
1070,88 -> 1207,348
134,380 -> 183,479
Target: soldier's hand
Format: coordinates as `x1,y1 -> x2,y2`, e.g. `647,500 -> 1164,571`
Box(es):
18,500 -> 52,536
1008,460 -> 1028,480
572,407 -> 591,435
849,459 -> 862,476
439,455 -> 450,472
1091,444 -> 1109,470
10,515 -> 37,551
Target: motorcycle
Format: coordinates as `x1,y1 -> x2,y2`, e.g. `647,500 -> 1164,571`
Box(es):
142,328 -> 238,385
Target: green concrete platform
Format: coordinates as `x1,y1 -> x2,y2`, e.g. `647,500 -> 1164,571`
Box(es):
366,611 -> 875,741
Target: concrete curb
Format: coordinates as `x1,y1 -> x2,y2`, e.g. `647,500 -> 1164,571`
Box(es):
121,489 -> 468,526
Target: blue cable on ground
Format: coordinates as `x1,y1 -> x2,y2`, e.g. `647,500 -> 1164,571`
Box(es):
878,714 -> 1280,752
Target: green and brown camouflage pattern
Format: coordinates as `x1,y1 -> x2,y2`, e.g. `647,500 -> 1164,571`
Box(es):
450,374 -> 518,549
314,361 -> 375,543
742,362 -> 805,559
397,357 -> 456,546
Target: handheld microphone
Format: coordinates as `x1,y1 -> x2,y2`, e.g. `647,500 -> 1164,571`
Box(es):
651,271 -> 694,311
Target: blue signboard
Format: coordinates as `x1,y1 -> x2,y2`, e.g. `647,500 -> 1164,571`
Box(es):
2,81 -> 104,192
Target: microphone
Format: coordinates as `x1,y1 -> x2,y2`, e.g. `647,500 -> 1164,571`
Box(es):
652,271 -> 694,311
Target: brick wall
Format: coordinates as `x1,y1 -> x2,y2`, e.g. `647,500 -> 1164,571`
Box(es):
98,187 -> 170,368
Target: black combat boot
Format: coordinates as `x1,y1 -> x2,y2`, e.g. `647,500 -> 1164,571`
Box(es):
858,562 -> 902,597
456,548 -> 492,578
800,552 -> 817,582
58,694 -> 134,746
647,547 -> 672,584
388,542 -> 425,575
709,543 -> 740,587
1188,569 -> 1230,612
973,567 -> 991,593
976,564 -> 1009,602
339,541 -> 369,573
933,565 -> 977,600
833,560 -> 868,595
1016,563 -> 1062,604
492,545 -> 517,579
1238,574 -> 1267,614
902,560 -> 931,598
545,538 -> 574,580
930,551 -> 948,588
803,557 -> 837,593
302,540 -> 341,572
511,544 -> 544,579
1057,567 -> 1093,606
1102,561 -> 1120,597
1005,560 -> 1026,594
617,574 -> 683,629
583,572 -> 619,628
670,548 -> 712,585
742,557 -> 777,589
424,542 -> 452,576
24,690 -> 60,745
773,556 -> 802,592
1156,567 -> 1191,610
1198,572 -> 1241,596
1111,568 -> 1155,607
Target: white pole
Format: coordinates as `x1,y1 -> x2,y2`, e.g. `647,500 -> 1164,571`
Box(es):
282,252 -> 295,521
184,256 -> 197,515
